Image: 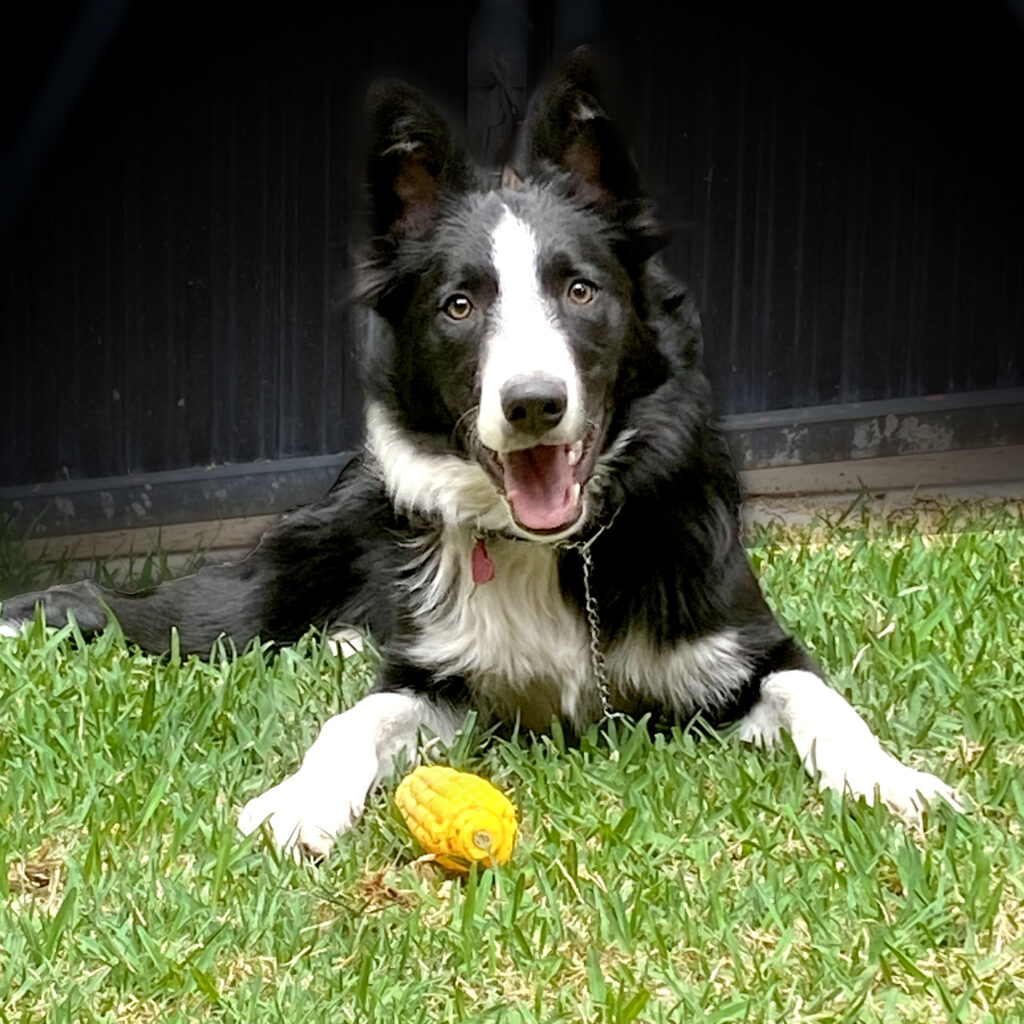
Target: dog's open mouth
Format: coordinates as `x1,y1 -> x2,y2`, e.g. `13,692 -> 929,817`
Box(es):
479,433 -> 597,534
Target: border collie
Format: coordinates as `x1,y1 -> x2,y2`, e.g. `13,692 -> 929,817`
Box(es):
0,52 -> 960,857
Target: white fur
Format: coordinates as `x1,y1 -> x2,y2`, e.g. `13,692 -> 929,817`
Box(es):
366,401 -> 511,533
737,669 -> 962,822
609,629 -> 751,715
401,529 -> 593,731
0,622 -> 21,638
477,207 -> 585,451
238,690 -> 464,859
327,627 -> 364,657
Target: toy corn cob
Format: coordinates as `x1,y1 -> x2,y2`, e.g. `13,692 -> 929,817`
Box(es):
395,765 -> 517,873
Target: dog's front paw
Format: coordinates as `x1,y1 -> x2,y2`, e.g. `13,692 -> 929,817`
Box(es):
823,753 -> 964,825
875,762 -> 964,824
238,771 -> 368,860
0,621 -> 22,638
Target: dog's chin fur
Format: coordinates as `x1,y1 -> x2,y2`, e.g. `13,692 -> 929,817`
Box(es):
365,401 -> 513,534
366,401 -> 609,544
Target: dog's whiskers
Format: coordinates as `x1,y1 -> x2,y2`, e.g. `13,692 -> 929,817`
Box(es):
452,406 -> 481,452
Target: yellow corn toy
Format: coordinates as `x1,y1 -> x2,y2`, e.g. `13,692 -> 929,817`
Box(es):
395,765 -> 517,873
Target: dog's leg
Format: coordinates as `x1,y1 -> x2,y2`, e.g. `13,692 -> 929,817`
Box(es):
1,579 -> 116,636
737,669 -> 962,823
0,460 -> 392,654
237,689 -> 466,859
0,568 -> 271,653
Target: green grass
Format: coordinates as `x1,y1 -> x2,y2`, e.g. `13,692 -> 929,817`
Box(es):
0,513 -> 210,602
1,503 -> 1023,1023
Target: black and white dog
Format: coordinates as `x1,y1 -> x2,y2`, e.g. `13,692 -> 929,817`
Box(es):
1,53 -> 960,857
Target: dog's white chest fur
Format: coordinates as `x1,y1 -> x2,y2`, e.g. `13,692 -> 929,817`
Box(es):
401,531 -> 594,730
399,530 -> 754,731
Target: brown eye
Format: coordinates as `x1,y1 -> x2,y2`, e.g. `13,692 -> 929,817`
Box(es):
442,294 -> 473,320
567,279 -> 595,305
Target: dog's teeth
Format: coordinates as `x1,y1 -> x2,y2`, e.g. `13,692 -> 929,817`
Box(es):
568,442 -> 583,467
571,482 -> 581,502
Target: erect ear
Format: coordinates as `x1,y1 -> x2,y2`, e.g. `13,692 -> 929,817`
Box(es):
519,48 -> 663,259
520,48 -> 646,205
365,80 -> 472,238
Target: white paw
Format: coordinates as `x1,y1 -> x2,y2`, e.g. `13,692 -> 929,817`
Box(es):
821,753 -> 964,825
0,621 -> 23,638
238,769 -> 368,860
734,701 -> 781,747
327,627 -> 365,658
237,692 -> 461,859
741,670 -> 965,826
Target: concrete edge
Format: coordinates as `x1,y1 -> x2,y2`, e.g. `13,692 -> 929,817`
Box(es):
12,446 -> 1023,566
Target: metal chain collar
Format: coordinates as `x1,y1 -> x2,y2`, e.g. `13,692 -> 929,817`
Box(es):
562,510 -> 623,721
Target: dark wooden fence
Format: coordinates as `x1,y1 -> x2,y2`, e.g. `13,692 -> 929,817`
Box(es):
604,3 -> 1024,414
1,0 -> 1021,537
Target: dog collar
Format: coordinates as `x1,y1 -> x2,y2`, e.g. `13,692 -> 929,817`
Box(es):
472,503 -> 621,582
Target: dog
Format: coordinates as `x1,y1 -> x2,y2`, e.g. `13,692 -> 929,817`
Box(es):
0,52 -> 960,858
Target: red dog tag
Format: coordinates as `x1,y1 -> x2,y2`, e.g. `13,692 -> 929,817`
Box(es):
472,538 -> 495,584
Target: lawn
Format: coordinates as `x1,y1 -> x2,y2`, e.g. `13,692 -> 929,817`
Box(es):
1,502 -> 1022,1022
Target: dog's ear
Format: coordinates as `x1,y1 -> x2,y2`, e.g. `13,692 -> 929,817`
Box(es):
520,48 -> 645,205
519,48 -> 663,257
365,81 -> 472,238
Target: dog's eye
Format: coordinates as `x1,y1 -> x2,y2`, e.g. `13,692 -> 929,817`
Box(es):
442,294 -> 474,321
567,279 -> 596,305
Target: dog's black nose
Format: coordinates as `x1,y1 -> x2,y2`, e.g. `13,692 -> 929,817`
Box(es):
500,374 -> 568,436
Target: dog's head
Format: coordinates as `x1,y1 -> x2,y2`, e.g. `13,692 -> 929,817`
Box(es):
359,50 -> 705,540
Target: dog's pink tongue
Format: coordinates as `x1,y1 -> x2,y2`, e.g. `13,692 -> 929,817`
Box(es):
503,445 -> 579,531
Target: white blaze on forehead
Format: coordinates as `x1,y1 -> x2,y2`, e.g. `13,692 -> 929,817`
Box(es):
477,206 -> 584,451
